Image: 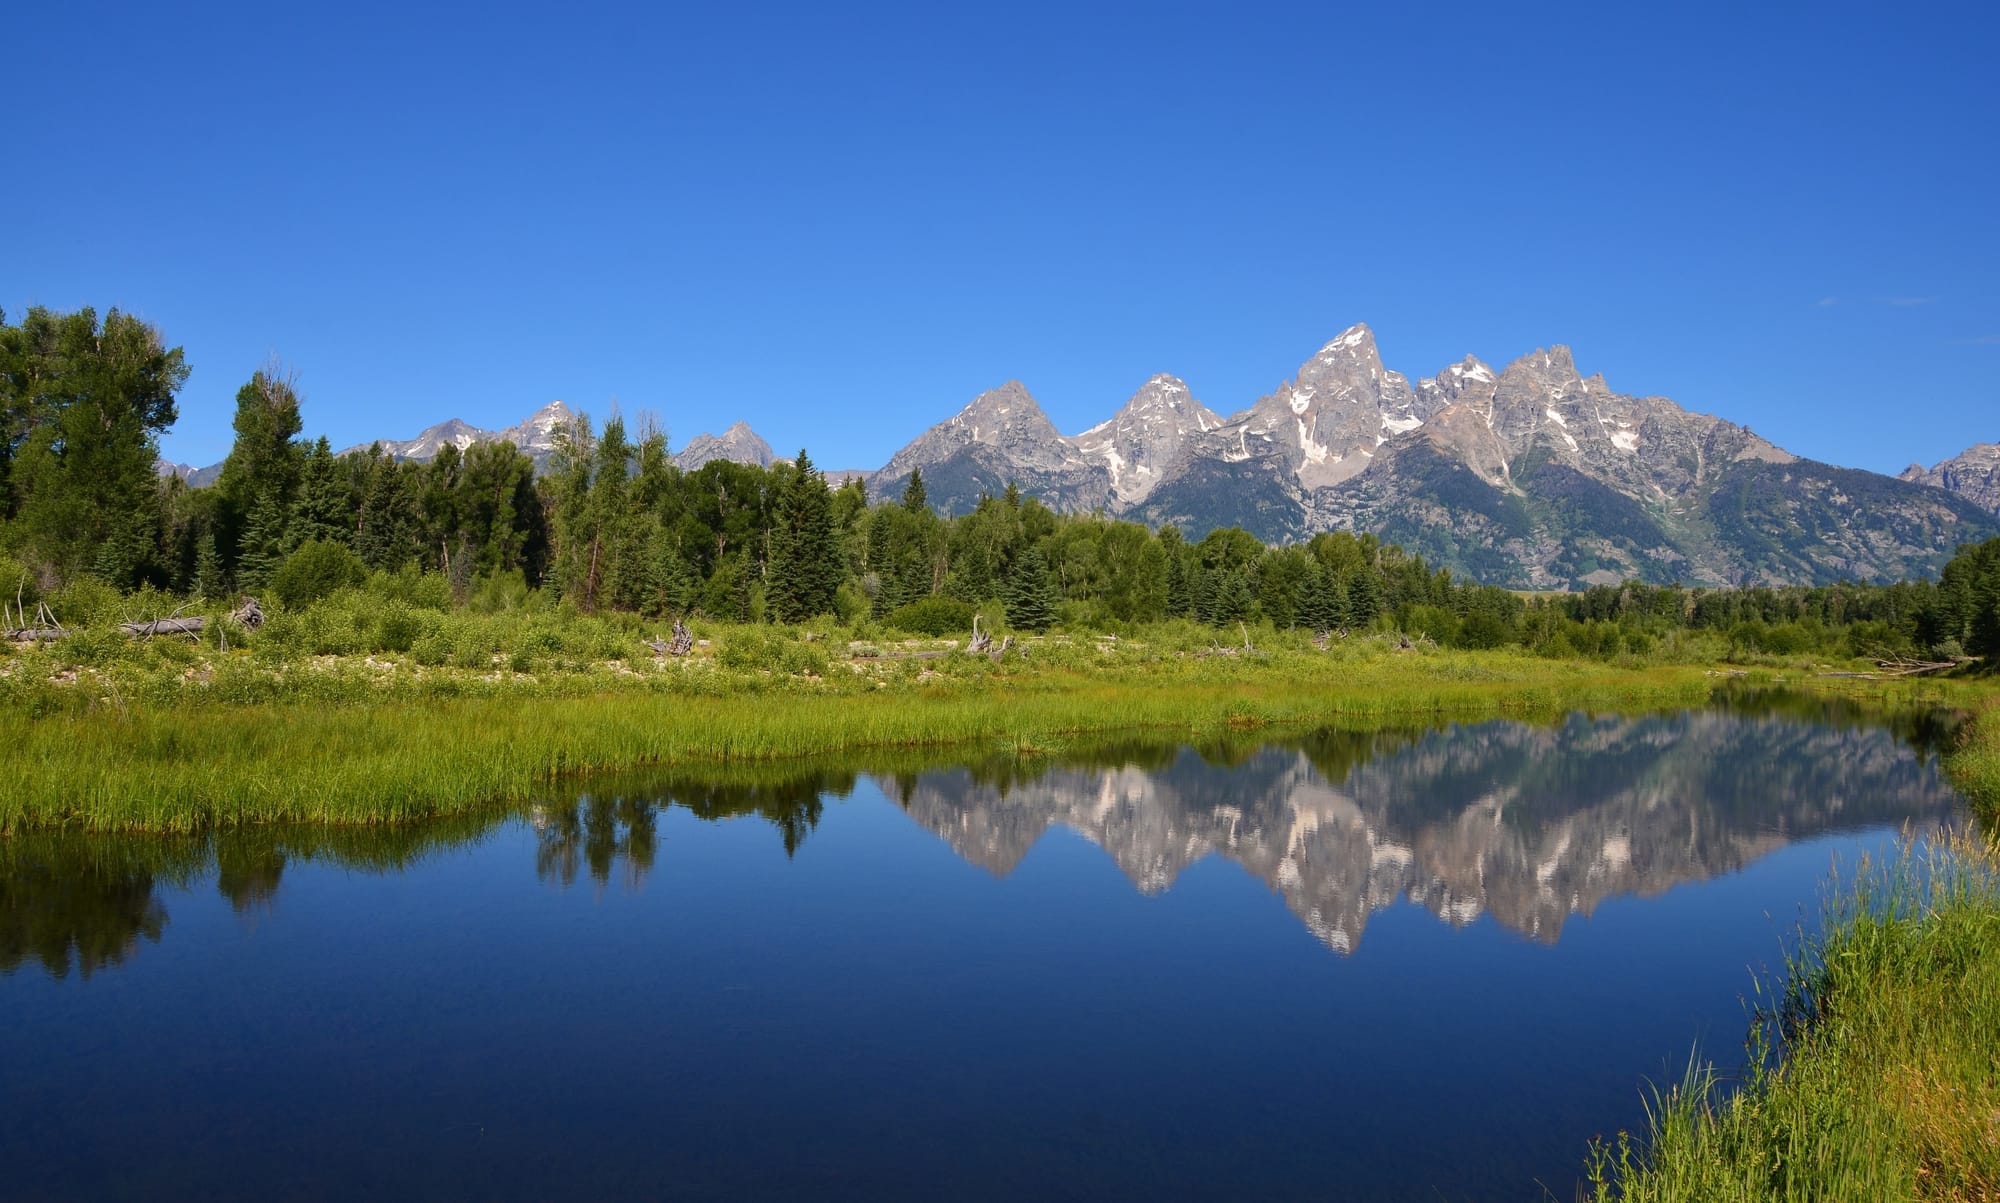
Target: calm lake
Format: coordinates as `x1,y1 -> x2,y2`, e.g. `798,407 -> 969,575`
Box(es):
0,695 -> 1972,1201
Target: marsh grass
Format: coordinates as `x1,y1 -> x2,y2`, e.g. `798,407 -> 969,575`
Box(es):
0,645 -> 1720,832
1580,831 -> 2000,1202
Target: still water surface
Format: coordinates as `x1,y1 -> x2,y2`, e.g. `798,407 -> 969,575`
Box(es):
0,699 -> 1971,1200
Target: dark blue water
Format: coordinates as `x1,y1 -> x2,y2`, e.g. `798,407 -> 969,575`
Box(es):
0,702 -> 1970,1200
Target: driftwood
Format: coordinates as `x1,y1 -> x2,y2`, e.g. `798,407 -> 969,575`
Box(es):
122,616 -> 207,638
989,635 -> 1013,662
1822,655 -> 1970,681
647,619 -> 695,658
5,600 -> 67,643
4,627 -> 66,642
1870,656 -> 1961,678
966,614 -> 993,656
230,597 -> 265,630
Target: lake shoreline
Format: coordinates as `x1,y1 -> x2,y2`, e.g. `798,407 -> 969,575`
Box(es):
2,641 -> 1993,835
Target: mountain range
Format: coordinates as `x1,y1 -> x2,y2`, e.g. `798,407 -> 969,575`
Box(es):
159,324 -> 2000,588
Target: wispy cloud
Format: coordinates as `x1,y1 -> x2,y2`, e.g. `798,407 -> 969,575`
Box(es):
1879,296 -> 1936,307
1814,296 -> 1839,307
1959,333 -> 2000,345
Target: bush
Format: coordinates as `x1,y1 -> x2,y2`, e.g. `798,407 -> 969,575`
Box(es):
270,541 -> 367,609
45,576 -> 121,628
716,626 -> 830,676
373,603 -> 439,654
884,597 -> 975,637
1454,612 -> 1514,650
366,566 -> 454,612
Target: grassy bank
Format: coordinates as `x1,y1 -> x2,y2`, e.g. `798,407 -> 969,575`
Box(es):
0,643 -> 1722,833
1580,833 -> 2000,1201
1576,694 -> 2000,1202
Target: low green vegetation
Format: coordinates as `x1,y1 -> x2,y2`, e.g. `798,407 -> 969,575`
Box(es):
1581,832 -> 2000,1202
0,632 -> 1721,833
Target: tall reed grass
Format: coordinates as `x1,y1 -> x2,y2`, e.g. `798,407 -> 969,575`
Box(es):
1580,832 -> 2000,1201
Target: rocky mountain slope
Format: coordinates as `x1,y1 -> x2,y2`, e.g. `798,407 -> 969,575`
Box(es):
874,323 -> 1995,587
1902,443 -> 2000,514
674,421 -> 775,472
871,381 -> 1113,514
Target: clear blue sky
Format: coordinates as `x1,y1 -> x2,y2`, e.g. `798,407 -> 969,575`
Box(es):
7,0 -> 1996,474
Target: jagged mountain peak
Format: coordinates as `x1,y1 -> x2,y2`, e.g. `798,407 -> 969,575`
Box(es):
956,380 -> 1044,421
1311,322 -> 1378,360
675,421 -> 776,471
870,379 -> 1106,515
1071,374 -> 1226,505
1900,442 -> 2000,514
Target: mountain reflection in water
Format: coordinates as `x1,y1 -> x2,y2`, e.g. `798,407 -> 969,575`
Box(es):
0,694 -> 1968,980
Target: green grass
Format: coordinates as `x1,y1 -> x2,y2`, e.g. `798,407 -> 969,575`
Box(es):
1573,681 -> 2000,1201
1579,833 -> 2000,1202
0,643 -> 1722,833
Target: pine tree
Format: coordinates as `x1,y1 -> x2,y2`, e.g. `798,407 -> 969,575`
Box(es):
1347,568 -> 1383,628
194,530 -> 227,600
654,528 -> 696,617
215,368 -> 305,578
1004,545 -> 1059,632
1209,568 -> 1252,625
235,491 -> 289,591
292,437 -> 353,548
1303,561 -> 1346,631
767,450 -> 839,622
901,468 -> 928,513
1165,548 -> 1191,618
356,458 -> 416,572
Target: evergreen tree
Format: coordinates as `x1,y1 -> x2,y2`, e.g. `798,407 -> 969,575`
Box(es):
214,368 -> 305,576
292,437 -> 353,548
1164,543 -> 1192,618
194,530 -> 227,600
1209,566 -> 1252,624
1313,561 -> 1352,630
610,515 -> 664,614
235,491 -> 289,591
356,456 -> 417,571
901,468 -> 928,513
767,450 -> 839,622
1004,545 -> 1059,631
1347,568 -> 1383,628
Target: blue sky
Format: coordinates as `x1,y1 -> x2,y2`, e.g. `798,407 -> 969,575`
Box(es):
7,1 -> 1996,474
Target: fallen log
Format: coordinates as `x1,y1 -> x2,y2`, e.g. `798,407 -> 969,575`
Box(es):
4,627 -> 67,643
966,614 -> 992,656
1869,656 -> 1961,678
121,616 -> 207,638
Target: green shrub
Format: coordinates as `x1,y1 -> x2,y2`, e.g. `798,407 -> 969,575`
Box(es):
884,597 -> 975,637
410,631 -> 452,667
373,603 -> 437,654
468,570 -> 533,614
45,576 -> 121,628
1454,612 -> 1513,650
366,565 -> 454,611
270,541 -> 367,609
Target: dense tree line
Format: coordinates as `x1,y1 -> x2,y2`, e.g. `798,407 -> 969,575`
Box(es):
4,304 -> 1998,663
